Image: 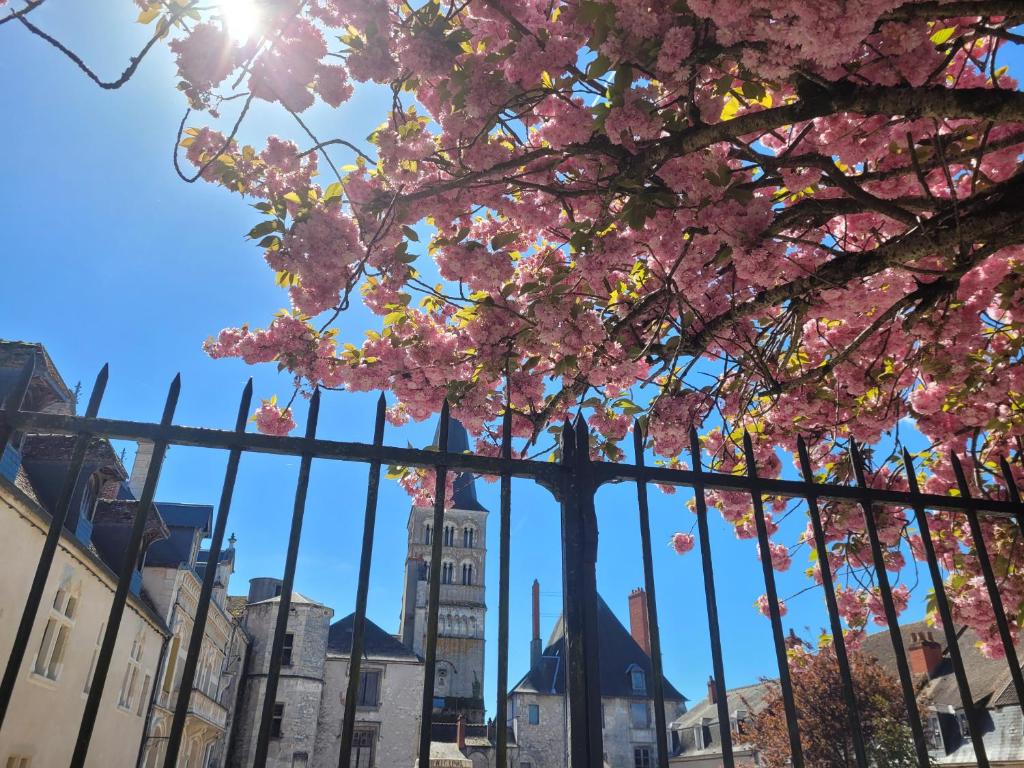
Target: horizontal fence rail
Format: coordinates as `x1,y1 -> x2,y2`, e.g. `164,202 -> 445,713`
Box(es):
1,358 -> 1022,768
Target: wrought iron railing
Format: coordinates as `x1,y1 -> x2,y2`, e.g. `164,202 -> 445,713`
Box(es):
1,355 -> 1023,768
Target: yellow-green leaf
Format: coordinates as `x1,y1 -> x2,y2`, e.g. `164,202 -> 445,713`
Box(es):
930,27 -> 957,45
137,4 -> 161,23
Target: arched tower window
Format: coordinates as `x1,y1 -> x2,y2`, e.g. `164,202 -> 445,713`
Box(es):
423,523 -> 432,545
443,525 -> 455,547
442,562 -> 455,584
463,526 -> 475,548
461,563 -> 474,586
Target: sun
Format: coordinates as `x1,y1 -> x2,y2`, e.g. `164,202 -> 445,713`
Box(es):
217,0 -> 263,44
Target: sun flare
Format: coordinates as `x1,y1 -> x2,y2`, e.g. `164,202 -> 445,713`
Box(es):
218,0 -> 263,43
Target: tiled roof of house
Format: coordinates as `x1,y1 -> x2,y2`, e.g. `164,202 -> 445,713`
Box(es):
860,620 -> 1023,709
511,594 -> 686,701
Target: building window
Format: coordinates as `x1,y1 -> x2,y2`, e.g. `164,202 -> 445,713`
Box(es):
634,747 -> 652,768
33,584 -> 77,681
957,710 -> 970,738
357,669 -> 381,708
162,635 -> 180,695
80,472 -> 101,522
442,562 -> 454,584
631,669 -> 646,693
463,527 -> 474,548
271,703 -> 284,738
520,763 -> 532,768
422,560 -> 430,582
424,524 -> 432,545
461,563 -> 473,585
926,713 -> 944,751
5,757 -> 31,768
118,631 -> 145,710
528,704 -> 540,725
282,633 -> 294,667
137,674 -> 151,716
630,702 -> 650,729
84,622 -> 105,694
352,728 -> 376,768
443,526 -> 455,546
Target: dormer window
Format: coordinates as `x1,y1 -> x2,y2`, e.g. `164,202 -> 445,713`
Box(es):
926,712 -> 945,752
630,667 -> 646,694
957,710 -> 970,738
80,472 -> 101,522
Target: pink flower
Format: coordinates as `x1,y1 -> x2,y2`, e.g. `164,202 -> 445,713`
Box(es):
670,532 -> 695,555
253,399 -> 296,436
757,594 -> 787,618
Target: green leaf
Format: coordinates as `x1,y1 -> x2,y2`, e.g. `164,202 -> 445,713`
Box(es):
247,220 -> 282,239
489,231 -> 519,250
402,225 -> 420,242
930,27 -> 957,45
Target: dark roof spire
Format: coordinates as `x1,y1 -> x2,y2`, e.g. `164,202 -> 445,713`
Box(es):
433,415 -> 485,511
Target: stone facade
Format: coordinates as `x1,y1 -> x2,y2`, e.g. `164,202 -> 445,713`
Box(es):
400,500 -> 488,720
231,581 -> 333,768
311,646 -> 424,767
0,470 -> 167,768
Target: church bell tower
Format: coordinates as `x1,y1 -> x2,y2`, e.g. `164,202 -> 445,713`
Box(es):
398,418 -> 488,721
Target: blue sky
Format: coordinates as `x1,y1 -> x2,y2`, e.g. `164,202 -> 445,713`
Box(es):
4,2 -> 1017,722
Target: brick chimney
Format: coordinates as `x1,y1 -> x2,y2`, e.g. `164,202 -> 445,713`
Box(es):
629,588 -> 651,656
908,631 -> 943,678
456,713 -> 466,751
129,440 -> 155,497
530,579 -> 542,668
707,675 -> 717,704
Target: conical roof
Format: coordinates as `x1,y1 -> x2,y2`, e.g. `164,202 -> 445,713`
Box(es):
432,417 -> 486,512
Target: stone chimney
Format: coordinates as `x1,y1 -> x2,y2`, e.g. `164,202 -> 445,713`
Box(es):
707,675 -> 717,704
456,713 -> 466,752
530,579 -> 542,668
129,440 -> 155,498
628,588 -> 651,656
908,631 -> 943,678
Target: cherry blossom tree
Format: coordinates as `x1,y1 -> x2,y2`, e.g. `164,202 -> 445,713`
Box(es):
5,0 -> 1024,650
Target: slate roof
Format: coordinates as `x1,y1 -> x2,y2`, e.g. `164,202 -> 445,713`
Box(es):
327,613 -> 420,659
146,503 -> 213,568
860,620 -> 1023,709
0,340 -> 73,411
669,681 -> 772,762
433,418 -> 486,512
511,594 -> 685,701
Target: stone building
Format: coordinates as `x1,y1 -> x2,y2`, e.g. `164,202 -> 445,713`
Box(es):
510,586 -> 687,768
399,421 -> 488,722
230,579 -> 334,768
668,679 -> 769,767
0,341 -> 169,767
138,500 -> 249,768
313,613 -> 424,768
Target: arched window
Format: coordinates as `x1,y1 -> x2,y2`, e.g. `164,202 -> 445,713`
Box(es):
422,560 -> 430,582
442,562 -> 455,584
443,525 -> 455,547
424,523 -> 432,545
461,563 -> 473,586
463,527 -> 475,548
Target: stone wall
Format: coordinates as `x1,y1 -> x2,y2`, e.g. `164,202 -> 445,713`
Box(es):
0,479 -> 167,768
311,653 -> 424,768
509,692 -> 567,768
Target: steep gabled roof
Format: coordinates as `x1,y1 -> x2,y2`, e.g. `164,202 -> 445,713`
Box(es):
327,613 -> 420,659
511,594 -> 685,701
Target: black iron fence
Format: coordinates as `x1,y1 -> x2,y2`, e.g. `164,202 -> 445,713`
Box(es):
1,355 -> 1023,768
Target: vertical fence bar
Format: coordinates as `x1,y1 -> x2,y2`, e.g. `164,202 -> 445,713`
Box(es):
632,423 -> 669,768
418,400 -> 451,768
71,374 -> 180,768
903,450 -> 990,766
689,428 -> 734,768
495,402 -> 513,768
338,393 -> 387,768
252,389 -> 321,768
741,431 -> 803,768
0,363 -> 107,731
0,355 -> 34,450
795,437 -> 869,768
848,440 -> 930,768
951,452 -> 1024,711
163,379 -> 253,768
560,417 -> 604,768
